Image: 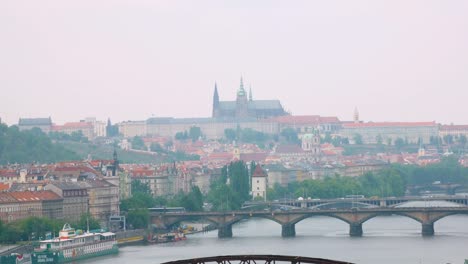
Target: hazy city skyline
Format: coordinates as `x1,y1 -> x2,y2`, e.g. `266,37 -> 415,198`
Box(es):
1,1 -> 467,125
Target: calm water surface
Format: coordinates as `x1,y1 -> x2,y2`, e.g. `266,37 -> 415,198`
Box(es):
83,215 -> 468,264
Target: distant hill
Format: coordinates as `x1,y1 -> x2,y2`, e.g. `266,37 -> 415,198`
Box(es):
0,124 -> 79,164
60,141 -> 166,164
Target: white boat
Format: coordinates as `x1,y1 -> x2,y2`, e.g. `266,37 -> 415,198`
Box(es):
31,223 -> 118,263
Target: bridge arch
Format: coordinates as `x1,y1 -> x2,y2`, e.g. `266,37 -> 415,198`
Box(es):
429,211 -> 468,224
226,214 -> 284,226
290,213 -> 353,225
151,214 -> 221,229
358,212 -> 422,225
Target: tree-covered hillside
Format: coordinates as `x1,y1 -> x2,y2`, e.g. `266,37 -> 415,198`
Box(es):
0,124 -> 79,164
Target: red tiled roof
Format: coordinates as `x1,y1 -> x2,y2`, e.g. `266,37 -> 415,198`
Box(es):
270,115 -> 340,125
62,122 -> 93,128
88,160 -> 114,167
440,125 -> 468,130
0,170 -> 18,178
0,193 -> 16,203
131,168 -> 154,176
252,165 -> 267,177
0,183 -> 10,192
343,122 -> 436,128
51,122 -> 93,131
9,191 -> 61,202
240,153 -> 269,162
208,152 -> 234,160
276,144 -> 304,154
54,166 -> 98,174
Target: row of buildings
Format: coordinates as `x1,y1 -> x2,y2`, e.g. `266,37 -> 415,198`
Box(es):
14,80 -> 468,144
0,180 -> 118,226
18,117 -> 107,140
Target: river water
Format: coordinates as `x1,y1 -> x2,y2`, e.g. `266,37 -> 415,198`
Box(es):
83,215 -> 468,264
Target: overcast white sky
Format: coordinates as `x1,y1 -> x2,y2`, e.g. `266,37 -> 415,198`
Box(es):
1,0 -> 467,125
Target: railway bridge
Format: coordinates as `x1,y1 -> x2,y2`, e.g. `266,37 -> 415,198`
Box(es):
151,207 -> 468,238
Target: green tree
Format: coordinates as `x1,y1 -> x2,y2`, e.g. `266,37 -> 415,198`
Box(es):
0,222 -> 22,243
164,140 -> 173,149
126,209 -> 149,229
394,137 -> 405,150
74,214 -> 101,231
376,134 -> 383,145
131,136 -> 146,150
224,128 -> 237,142
168,186 -> 204,211
189,126 -> 202,142
207,184 -> 242,211
228,160 -> 250,201
386,138 -> 392,146
443,134 -> 454,145
240,128 -> 268,144
459,134 -> 467,147
70,130 -> 87,142
353,133 -> 363,145
323,132 -> 333,143
120,192 -> 155,212
131,180 -> 152,195
207,160 -> 251,210
175,131 -> 187,140
150,143 -> 166,153
0,125 -> 79,164
281,128 -> 300,144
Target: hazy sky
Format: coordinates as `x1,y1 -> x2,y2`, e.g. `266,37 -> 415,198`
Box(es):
1,0 -> 467,125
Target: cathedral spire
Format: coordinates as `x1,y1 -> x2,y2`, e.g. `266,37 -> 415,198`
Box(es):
212,82 -> 220,118
237,76 -> 246,97
213,82 -> 219,103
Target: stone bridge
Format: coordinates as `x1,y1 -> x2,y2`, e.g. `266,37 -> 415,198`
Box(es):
242,196 -> 468,210
151,207 -> 468,238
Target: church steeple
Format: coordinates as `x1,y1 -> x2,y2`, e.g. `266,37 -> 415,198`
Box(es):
212,82 -> 220,118
112,148 -> 119,176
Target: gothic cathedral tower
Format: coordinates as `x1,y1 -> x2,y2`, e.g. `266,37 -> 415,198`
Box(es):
235,77 -> 249,118
212,83 -> 220,118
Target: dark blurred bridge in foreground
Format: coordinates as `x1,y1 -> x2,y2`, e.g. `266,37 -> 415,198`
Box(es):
161,255 -> 354,264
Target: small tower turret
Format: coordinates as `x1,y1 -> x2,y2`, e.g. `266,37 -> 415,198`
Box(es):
353,107 -> 359,123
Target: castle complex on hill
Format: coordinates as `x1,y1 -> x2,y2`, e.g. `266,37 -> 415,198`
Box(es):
212,78 -> 288,120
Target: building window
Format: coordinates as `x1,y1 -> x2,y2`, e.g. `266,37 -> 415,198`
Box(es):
257,187 -> 259,190
257,180 -> 259,183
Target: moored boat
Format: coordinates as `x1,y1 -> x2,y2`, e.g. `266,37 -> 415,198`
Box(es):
31,223 -> 118,263
147,232 -> 186,244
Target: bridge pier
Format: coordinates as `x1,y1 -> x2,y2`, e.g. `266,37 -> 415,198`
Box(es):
349,223 -> 363,237
218,224 -> 233,238
281,224 -> 296,237
421,223 -> 434,236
